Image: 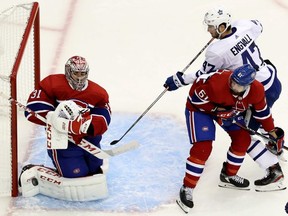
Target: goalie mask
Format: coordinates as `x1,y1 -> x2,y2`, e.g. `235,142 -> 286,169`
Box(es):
65,56 -> 89,91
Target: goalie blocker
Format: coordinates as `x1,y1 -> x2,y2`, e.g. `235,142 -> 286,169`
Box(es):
19,165 -> 108,201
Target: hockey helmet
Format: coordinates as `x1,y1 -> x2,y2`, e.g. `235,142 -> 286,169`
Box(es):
65,56 -> 89,91
204,7 -> 232,29
231,64 -> 256,86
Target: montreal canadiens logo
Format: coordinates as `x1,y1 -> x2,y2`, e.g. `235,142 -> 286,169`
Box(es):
202,126 -> 209,131
73,168 -> 81,174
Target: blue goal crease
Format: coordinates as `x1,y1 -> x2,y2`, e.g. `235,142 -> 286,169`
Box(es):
15,113 -> 189,212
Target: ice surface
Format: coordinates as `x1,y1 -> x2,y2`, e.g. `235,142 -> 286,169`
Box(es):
13,113 -> 190,212
1,0 -> 288,215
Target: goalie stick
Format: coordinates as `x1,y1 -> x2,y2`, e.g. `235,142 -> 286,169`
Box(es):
0,91 -> 139,159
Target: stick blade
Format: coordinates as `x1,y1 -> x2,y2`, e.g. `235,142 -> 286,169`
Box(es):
106,141 -> 140,156
110,140 -> 119,145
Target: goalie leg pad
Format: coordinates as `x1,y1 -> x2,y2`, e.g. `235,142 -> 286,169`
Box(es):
19,165 -> 40,197
19,165 -> 108,201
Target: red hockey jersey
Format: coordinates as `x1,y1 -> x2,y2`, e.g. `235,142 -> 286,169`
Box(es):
25,74 -> 111,137
186,70 -> 274,132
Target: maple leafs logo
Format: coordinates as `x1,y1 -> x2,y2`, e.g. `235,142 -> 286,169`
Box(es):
218,10 -> 223,15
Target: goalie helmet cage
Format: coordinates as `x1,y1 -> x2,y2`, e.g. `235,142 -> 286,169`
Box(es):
0,2 -> 40,197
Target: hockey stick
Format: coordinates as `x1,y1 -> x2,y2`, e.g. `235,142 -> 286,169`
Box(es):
110,87 -> 168,145
0,91 -> 139,159
233,120 -> 288,151
110,38 -> 215,145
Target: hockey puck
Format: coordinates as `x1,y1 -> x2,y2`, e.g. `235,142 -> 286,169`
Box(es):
285,202 -> 288,214
31,178 -> 38,186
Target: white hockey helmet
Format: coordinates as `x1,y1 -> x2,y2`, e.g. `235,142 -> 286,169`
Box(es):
204,7 -> 232,29
65,56 -> 89,91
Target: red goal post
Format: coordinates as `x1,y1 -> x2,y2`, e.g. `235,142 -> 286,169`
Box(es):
0,2 -> 40,197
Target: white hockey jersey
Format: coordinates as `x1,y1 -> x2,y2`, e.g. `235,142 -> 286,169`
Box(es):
184,19 -> 275,91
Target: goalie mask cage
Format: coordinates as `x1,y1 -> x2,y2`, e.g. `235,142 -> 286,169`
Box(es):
0,2 -> 40,197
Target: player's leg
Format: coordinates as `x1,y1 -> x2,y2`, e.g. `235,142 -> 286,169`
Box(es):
264,60 -> 282,108
176,109 -> 215,213
219,128 -> 251,190
47,143 -> 92,177
84,136 -> 105,175
19,164 -> 108,201
19,141 -> 107,200
245,108 -> 285,191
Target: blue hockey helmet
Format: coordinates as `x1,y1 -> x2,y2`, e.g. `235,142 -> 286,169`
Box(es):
231,64 -> 256,86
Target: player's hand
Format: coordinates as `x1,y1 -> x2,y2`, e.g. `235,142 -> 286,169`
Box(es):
68,113 -> 92,135
164,72 -> 187,91
266,127 -> 285,155
215,108 -> 237,119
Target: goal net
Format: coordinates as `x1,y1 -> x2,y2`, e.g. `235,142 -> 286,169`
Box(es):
0,2 -> 40,197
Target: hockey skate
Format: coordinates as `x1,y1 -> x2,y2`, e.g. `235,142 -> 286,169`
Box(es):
218,162 -> 250,190
176,185 -> 194,213
255,163 -> 286,192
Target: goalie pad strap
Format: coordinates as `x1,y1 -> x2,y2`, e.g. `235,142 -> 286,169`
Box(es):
20,165 -> 108,201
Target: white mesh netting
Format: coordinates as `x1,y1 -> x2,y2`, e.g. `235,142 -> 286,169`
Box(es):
0,3 -> 37,196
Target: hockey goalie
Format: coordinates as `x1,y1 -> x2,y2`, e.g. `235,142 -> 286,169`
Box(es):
19,56 -> 111,201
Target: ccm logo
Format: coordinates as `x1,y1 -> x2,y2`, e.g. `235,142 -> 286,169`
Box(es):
40,175 -> 62,185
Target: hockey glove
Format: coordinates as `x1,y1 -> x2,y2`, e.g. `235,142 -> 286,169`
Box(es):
266,127 -> 285,155
50,101 -> 92,136
164,71 -> 188,91
215,109 -> 237,119
68,113 -> 92,135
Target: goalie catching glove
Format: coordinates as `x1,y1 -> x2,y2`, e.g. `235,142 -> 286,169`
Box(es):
49,100 -> 92,136
266,127 -> 285,155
